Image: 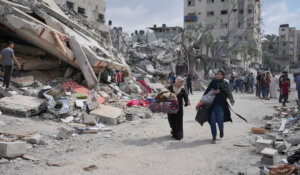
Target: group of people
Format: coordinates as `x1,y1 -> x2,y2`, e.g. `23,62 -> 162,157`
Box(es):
229,73 -> 255,94
167,70 -> 234,144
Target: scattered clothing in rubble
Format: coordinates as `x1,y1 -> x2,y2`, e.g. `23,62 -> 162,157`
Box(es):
287,150 -> 300,164
136,80 -> 152,93
126,99 -> 150,108
167,77 -> 189,140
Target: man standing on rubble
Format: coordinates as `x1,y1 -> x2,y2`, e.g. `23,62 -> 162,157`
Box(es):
117,70 -> 122,88
1,41 -> 21,91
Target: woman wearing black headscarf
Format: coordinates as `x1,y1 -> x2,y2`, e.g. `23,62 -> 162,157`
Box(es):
203,70 -> 235,144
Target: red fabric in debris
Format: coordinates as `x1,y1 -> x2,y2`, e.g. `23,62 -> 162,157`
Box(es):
62,80 -> 89,95
62,80 -> 105,104
136,80 -> 152,93
127,99 -> 151,107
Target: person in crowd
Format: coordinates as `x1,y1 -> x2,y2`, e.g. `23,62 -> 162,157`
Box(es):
279,71 -> 288,103
1,41 -> 21,91
294,73 -> 300,100
235,77 -> 243,93
229,74 -> 235,92
116,70 -> 122,88
187,74 -> 193,95
243,75 -> 249,93
265,72 -> 271,100
249,73 -> 255,94
184,74 -> 188,91
281,78 -> 290,107
256,71 -> 262,98
203,70 -> 235,144
270,73 -> 279,99
260,73 -> 266,99
167,77 -> 190,140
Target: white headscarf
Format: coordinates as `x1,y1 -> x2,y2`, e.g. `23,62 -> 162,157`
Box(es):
173,77 -> 184,96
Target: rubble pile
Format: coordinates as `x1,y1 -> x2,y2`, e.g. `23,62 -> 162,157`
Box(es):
250,101 -> 300,174
111,28 -> 182,89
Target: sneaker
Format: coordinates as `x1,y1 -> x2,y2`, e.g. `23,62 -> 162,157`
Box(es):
220,131 -> 224,138
212,138 -> 216,144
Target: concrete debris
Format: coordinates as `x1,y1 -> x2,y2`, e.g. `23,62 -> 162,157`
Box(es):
0,95 -> 46,117
0,141 -> 27,158
90,105 -> 123,125
25,134 -> 43,145
256,139 -> 273,153
83,113 -> 97,125
58,127 -> 76,139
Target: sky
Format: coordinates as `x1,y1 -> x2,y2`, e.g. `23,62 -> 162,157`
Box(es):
106,0 -> 300,35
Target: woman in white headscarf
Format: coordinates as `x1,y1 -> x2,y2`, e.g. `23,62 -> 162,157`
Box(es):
167,77 -> 190,140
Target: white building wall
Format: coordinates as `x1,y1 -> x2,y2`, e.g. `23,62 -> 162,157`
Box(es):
184,0 -> 262,66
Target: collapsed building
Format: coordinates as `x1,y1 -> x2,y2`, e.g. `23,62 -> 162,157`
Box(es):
0,0 -> 130,89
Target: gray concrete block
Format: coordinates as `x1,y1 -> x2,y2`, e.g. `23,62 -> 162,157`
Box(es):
26,134 -> 43,144
83,113 -> 97,125
58,127 -> 75,139
87,102 -> 99,112
261,148 -> 278,158
256,139 -> 273,153
90,105 -> 123,125
0,141 -> 27,158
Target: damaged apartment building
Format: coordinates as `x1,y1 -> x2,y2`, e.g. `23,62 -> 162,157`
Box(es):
0,0 -> 130,90
184,0 -> 262,74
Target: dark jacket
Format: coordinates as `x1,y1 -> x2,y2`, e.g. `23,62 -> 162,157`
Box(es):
203,78 -> 234,123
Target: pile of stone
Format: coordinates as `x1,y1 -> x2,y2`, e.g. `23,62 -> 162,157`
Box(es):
250,103 -> 300,174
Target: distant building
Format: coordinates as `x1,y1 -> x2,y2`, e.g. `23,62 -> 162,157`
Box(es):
148,24 -> 183,40
278,24 -> 300,64
54,0 -> 109,35
184,0 -> 262,69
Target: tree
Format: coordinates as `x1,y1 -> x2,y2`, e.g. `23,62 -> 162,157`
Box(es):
181,0 -> 261,79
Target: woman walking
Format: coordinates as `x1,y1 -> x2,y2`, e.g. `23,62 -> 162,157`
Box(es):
203,70 -> 235,144
167,77 -> 190,140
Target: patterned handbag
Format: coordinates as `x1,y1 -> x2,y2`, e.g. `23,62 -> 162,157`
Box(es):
162,100 -> 179,114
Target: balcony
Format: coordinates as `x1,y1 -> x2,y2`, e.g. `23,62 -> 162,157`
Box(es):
184,15 -> 198,22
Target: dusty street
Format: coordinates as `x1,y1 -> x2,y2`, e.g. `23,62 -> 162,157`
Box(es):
1,87 -> 298,175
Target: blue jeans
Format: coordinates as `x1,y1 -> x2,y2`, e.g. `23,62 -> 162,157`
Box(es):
229,82 -> 234,91
235,83 -> 243,93
210,105 -> 224,138
265,86 -> 269,97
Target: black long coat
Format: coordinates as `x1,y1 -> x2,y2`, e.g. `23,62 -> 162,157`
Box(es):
203,79 -> 234,123
167,85 -> 189,140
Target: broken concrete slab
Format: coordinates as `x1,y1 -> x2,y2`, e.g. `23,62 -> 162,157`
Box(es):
0,87 -> 12,97
90,105 -> 123,125
0,95 -> 46,117
260,148 -> 278,165
69,36 -> 98,89
58,127 -> 75,139
12,76 -> 34,87
0,141 -> 27,158
256,139 -> 273,153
